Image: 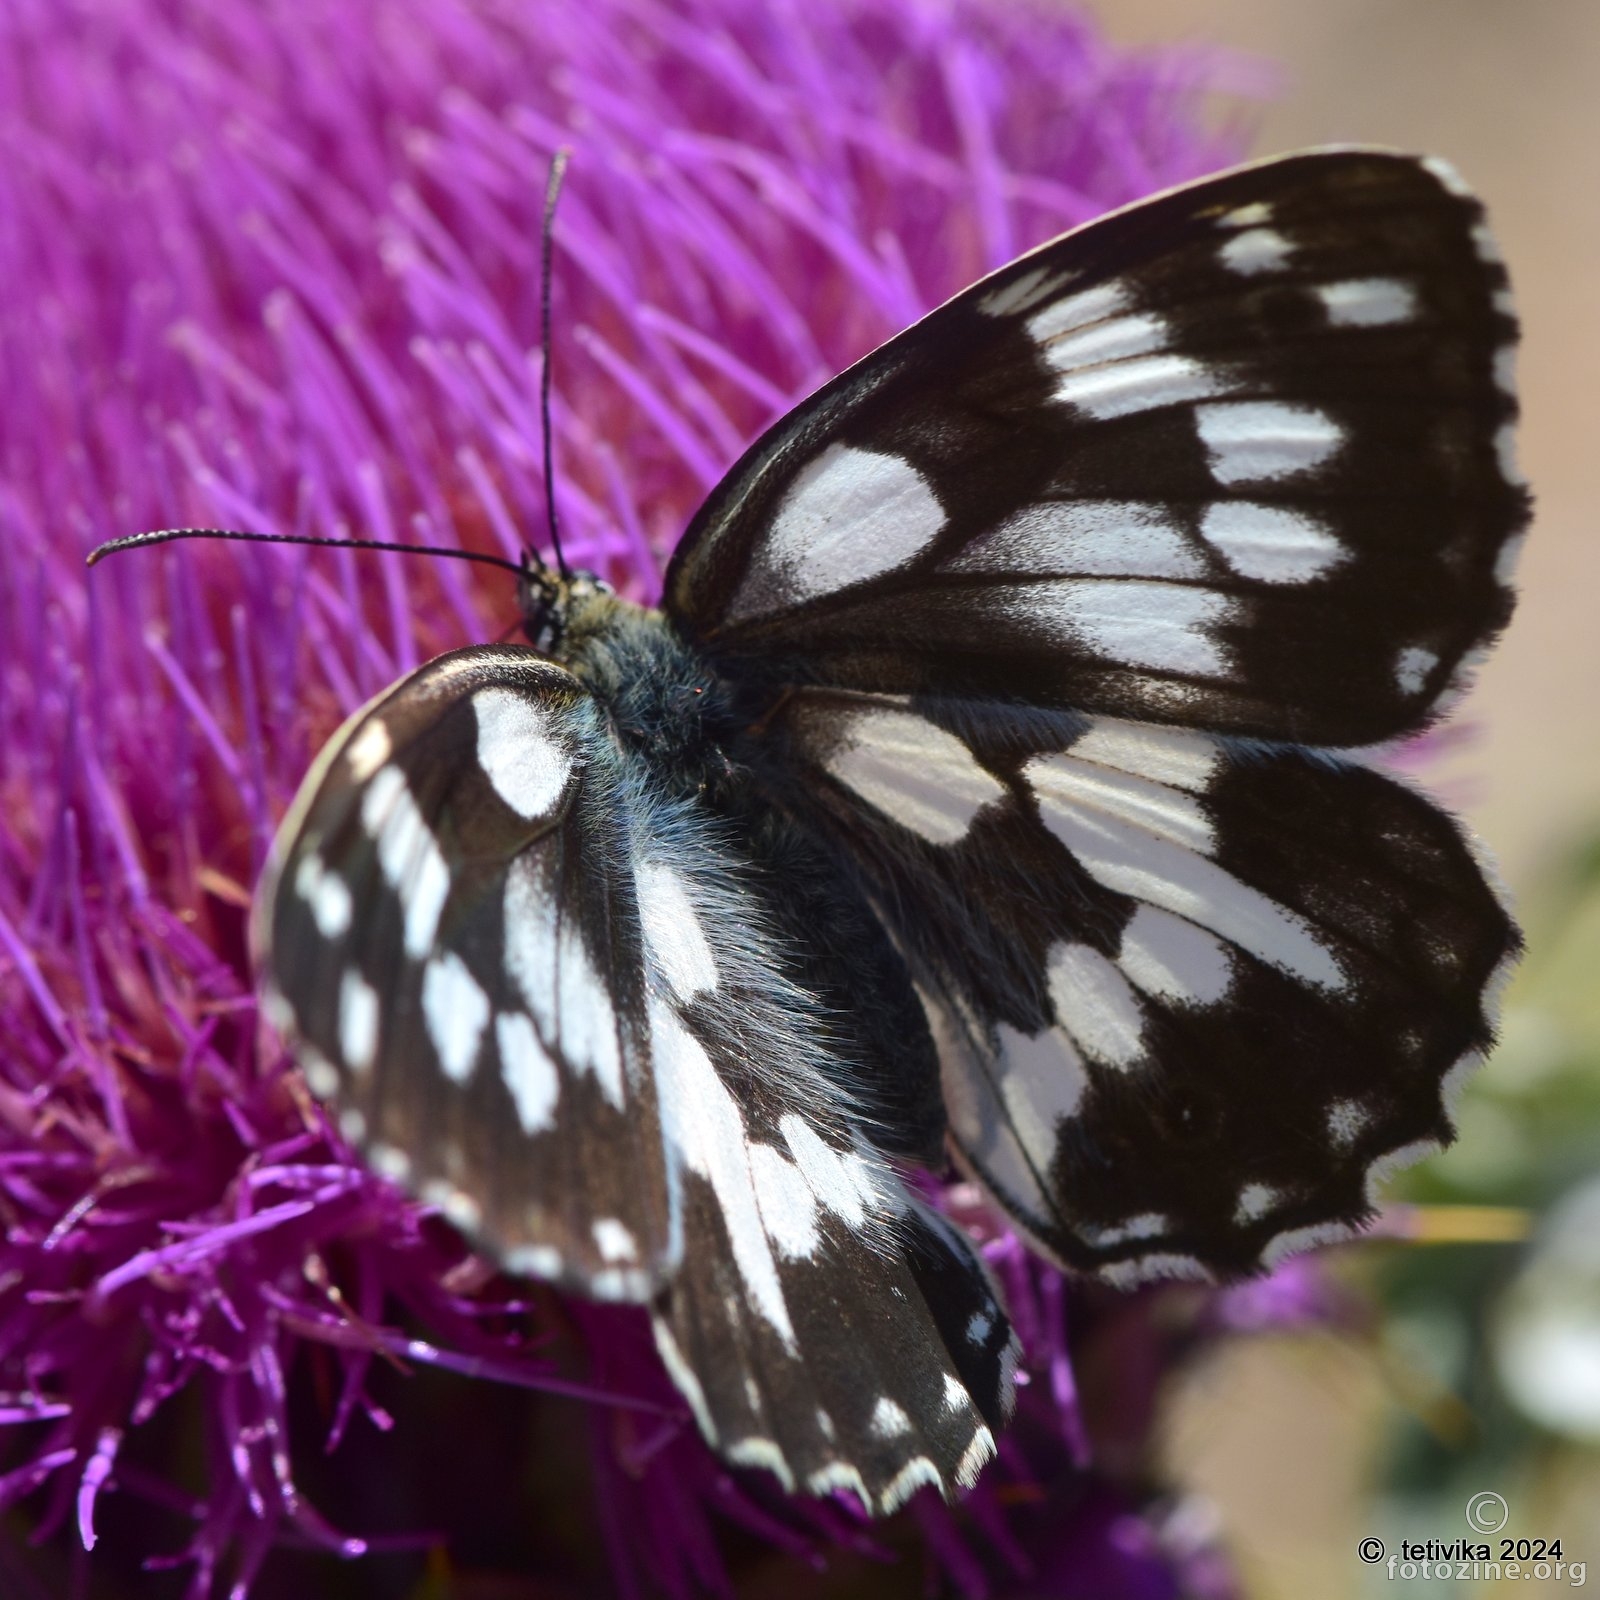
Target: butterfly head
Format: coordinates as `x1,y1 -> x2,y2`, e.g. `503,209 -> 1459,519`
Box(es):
517,555 -> 615,656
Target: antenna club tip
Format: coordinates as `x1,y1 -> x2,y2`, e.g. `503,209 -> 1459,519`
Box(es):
85,537 -> 132,567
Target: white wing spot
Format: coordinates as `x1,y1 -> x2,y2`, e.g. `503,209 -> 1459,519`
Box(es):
966,1309 -> 993,1346
737,444 -> 945,614
1003,580 -> 1234,678
1029,754 -> 1214,854
555,935 -> 624,1107
423,1178 -> 483,1233
822,704 -> 1005,845
653,1320 -> 716,1442
293,854 -> 353,940
1470,221 -> 1502,265
345,718 -> 392,780
503,862 -> 624,1108
300,1051 -> 339,1101
944,501 -> 1204,581
422,950 -> 489,1085
1082,1212 -> 1168,1248
1026,755 -> 1346,990
1035,310 -> 1170,376
1099,1252 -> 1207,1288
1070,720 -> 1219,793
1047,942 -> 1146,1068
1051,353 -> 1233,421
1219,228 -> 1293,275
505,1243 -> 563,1280
361,765 -> 451,958
880,1456 -> 942,1514
496,1011 -> 560,1134
262,984 -> 295,1038
1395,645 -> 1439,695
1318,277 -> 1417,327
1235,1182 -> 1280,1223
727,1438 -> 794,1491
1218,201 -> 1273,229
942,1373 -> 971,1414
1117,904 -> 1234,1006
338,970 -> 379,1075
806,1461 -> 870,1511
651,1002 -> 795,1346
589,1266 -> 650,1300
778,1116 -> 881,1229
1326,1098 -> 1370,1148
1200,501 -> 1347,583
978,263 -> 1075,318
1194,402 -> 1344,486
369,1142 -> 412,1183
1023,279 -> 1129,344
593,1218 -> 638,1263
955,1426 -> 996,1489
1493,344 -> 1516,398
337,1106 -> 367,1143
440,1186 -> 483,1234
871,1396 -> 912,1438
1495,424 -> 1527,493
471,687 -> 571,821
635,858 -> 717,1001
748,1142 -> 820,1260
993,1023 -> 1089,1169
1421,156 -> 1472,198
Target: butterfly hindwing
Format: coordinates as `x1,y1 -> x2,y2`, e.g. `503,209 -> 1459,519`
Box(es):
256,645 -> 677,1299
666,149 -> 1524,749
623,773 -> 1017,1510
647,999 -> 1016,1513
755,689 -> 1517,1279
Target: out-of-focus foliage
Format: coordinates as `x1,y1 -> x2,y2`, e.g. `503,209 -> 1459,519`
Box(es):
1369,823 -> 1600,1555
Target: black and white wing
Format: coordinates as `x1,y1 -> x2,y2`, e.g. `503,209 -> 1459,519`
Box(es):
666,149 -> 1524,750
760,688 -> 1515,1281
605,765 -> 1019,1509
255,645 -> 677,1297
256,646 -> 1016,1509
662,150 -> 1526,1280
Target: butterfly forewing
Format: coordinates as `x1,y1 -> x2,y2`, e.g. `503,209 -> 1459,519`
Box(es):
666,150 -> 1524,749
256,646 -> 678,1298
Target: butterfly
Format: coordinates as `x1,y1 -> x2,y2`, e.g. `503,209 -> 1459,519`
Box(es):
253,149 -> 1525,1514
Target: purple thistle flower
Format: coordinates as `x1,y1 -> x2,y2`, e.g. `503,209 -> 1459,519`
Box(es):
0,1 -> 1272,1592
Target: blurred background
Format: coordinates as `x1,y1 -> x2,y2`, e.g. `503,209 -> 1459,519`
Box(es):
1098,4 -> 1600,1594
1,3 -> 1593,1594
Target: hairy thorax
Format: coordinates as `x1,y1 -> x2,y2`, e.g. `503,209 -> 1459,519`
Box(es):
542,574 -> 947,1162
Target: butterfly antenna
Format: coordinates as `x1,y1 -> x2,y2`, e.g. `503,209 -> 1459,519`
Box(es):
85,526 -> 527,576
540,147 -> 573,580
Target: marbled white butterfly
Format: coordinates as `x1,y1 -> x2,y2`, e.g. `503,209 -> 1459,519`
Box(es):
251,150 -> 1526,1514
